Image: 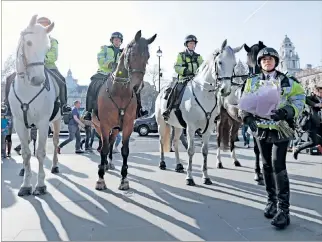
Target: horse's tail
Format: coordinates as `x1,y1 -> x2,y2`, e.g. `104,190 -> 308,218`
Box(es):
162,123 -> 171,152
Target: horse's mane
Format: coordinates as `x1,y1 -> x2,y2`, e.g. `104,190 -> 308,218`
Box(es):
195,46 -> 235,80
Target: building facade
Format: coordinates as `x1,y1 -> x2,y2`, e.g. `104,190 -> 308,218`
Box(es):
295,66 -> 322,93
65,69 -> 88,107
278,35 -> 301,75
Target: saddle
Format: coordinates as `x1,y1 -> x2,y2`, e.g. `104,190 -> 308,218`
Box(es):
165,81 -> 188,110
86,72 -> 110,115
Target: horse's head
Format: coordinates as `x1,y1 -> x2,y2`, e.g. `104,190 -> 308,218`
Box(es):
210,39 -> 244,97
16,14 -> 54,86
244,41 -> 266,74
119,30 -> 157,89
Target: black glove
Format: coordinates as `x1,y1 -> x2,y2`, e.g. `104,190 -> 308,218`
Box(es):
271,108 -> 287,121
244,116 -> 257,133
183,68 -> 193,76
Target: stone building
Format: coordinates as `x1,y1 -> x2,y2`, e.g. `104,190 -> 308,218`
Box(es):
65,69 -> 88,107
278,35 -> 301,75
295,65 -> 322,93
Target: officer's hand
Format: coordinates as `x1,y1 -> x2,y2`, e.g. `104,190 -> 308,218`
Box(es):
244,116 -> 257,133
271,109 -> 287,121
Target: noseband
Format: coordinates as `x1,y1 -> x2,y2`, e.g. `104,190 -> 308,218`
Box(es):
16,31 -> 45,79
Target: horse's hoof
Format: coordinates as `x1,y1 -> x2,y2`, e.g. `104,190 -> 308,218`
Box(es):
175,163 -> 184,173
51,167 -> 59,174
186,178 -> 195,186
95,180 -> 107,190
159,161 -> 166,170
107,163 -> 115,170
234,160 -> 242,167
18,187 -> 32,197
217,163 -> 224,169
118,180 -> 130,190
19,168 -> 25,177
33,186 -> 47,196
203,178 -> 212,185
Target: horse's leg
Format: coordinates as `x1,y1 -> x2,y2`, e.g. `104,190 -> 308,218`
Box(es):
201,131 -> 212,185
231,122 -> 242,167
33,121 -> 50,195
107,129 -> 117,170
216,119 -> 224,169
51,119 -> 60,174
174,127 -> 184,173
118,124 -> 133,191
15,119 -> 33,196
95,124 -> 110,190
158,120 -> 171,170
253,137 -> 264,185
186,126 -> 196,186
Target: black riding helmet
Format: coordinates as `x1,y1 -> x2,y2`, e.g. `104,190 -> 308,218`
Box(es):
257,47 -> 280,68
110,32 -> 123,43
184,35 -> 198,46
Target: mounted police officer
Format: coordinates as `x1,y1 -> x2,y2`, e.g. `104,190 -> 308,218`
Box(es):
240,47 -> 306,229
37,17 -> 70,114
84,31 -> 148,121
163,35 -> 203,121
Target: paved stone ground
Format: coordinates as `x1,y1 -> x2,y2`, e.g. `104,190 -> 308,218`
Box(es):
1,134 -> 322,241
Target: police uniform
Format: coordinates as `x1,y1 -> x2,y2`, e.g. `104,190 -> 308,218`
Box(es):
37,17 -> 70,114
163,35 -> 203,120
240,47 -> 306,229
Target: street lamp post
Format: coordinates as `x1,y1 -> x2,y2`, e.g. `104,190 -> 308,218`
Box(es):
156,46 -> 163,93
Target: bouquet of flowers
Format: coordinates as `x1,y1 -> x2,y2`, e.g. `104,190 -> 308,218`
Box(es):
238,79 -> 281,119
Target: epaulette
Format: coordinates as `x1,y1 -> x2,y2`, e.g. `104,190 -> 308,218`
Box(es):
287,75 -> 300,84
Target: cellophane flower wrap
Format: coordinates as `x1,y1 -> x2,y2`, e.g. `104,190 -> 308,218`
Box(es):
238,79 -> 281,119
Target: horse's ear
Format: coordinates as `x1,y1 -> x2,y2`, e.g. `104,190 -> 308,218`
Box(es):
258,41 -> 264,47
221,39 -> 227,51
147,34 -> 157,45
135,30 -> 142,42
46,22 -> 55,33
29,14 -> 38,27
233,44 -> 244,54
244,44 -> 251,52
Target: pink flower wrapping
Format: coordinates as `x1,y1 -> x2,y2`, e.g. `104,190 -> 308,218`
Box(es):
238,80 -> 280,119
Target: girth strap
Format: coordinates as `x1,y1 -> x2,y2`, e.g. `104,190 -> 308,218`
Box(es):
191,86 -> 217,134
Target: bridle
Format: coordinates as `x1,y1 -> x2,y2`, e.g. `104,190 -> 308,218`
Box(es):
111,42 -> 148,85
16,31 -> 46,81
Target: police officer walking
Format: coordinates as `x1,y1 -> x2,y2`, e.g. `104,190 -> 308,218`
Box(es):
240,47 -> 306,229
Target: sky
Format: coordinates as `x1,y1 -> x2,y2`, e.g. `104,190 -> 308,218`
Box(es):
2,1 -> 322,86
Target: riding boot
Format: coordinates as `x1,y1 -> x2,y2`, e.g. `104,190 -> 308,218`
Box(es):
271,170 -> 290,229
136,92 -> 148,118
262,168 -> 278,218
162,85 -> 178,121
7,141 -> 12,157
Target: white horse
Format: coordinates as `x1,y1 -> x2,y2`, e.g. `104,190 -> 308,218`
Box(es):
155,40 -> 244,186
215,81 -> 245,168
8,15 -> 62,196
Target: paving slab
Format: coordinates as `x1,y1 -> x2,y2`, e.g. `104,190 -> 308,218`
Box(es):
1,145 -> 322,241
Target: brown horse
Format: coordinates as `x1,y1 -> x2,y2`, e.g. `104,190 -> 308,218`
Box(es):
91,30 -> 157,191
